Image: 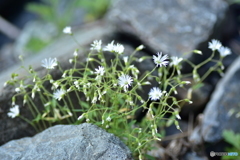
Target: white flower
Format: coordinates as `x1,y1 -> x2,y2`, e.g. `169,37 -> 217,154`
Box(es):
67,87 -> 72,92
15,87 -> 21,92
118,74 -> 133,91
62,72 -> 66,78
138,58 -> 144,63
31,92 -> 35,99
8,105 -> 20,118
91,96 -> 97,104
94,66 -> 105,76
114,43 -> 124,54
73,50 -> 78,57
142,81 -> 151,85
138,128 -> 142,133
33,76 -> 36,82
218,46 -> 231,57
123,56 -> 128,64
136,45 -> 144,51
153,52 -> 169,67
106,116 -> 111,122
68,111 -> 73,117
53,89 -> 66,101
103,41 -> 115,52
176,114 -> 181,119
41,57 -> 58,70
170,56 -> 183,66
208,39 -> 222,51
149,87 -> 163,101
44,102 -> 50,107
63,26 -> 72,34
53,82 -> 59,89
182,81 -> 191,84
77,113 -> 85,120
74,81 -> 79,89
86,58 -> 94,62
90,40 -> 102,52
102,90 -> 107,95
103,41 -> 124,54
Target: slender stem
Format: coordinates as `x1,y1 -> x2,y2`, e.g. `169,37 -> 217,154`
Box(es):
66,93 -> 77,119
28,96 -> 47,130
200,63 -> 220,82
19,115 -> 39,132
195,51 -> 215,70
131,66 -> 157,91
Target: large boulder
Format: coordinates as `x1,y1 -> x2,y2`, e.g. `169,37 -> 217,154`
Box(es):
106,0 -> 227,58
0,123 -> 133,160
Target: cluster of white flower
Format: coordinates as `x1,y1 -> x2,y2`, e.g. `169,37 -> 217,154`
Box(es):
103,41 -> 124,54
90,45 -> 170,99
208,39 -> 231,57
90,40 -> 125,54
39,39 -> 231,113
13,38 -> 229,117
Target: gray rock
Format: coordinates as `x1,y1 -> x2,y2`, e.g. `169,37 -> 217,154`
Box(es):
0,123 -> 133,160
182,151 -> 208,160
107,0 -> 227,58
191,56 -> 240,143
0,44 -> 17,73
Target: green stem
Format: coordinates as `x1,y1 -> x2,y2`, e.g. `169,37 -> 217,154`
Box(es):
200,63 -> 220,82
19,115 -> 39,133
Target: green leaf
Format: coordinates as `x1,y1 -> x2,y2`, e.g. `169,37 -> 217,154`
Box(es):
192,83 -> 204,90
25,37 -> 49,52
79,101 -> 90,109
27,3 -> 54,22
32,114 -> 42,123
223,130 -> 240,149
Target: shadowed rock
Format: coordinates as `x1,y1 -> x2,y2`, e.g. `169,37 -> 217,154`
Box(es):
106,0 -> 227,58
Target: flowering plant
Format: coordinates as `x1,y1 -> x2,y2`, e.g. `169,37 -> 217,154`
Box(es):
5,28 -> 230,159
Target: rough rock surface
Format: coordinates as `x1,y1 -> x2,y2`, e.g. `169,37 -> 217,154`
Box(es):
190,56 -> 240,143
107,0 -> 227,58
0,123 -> 133,160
